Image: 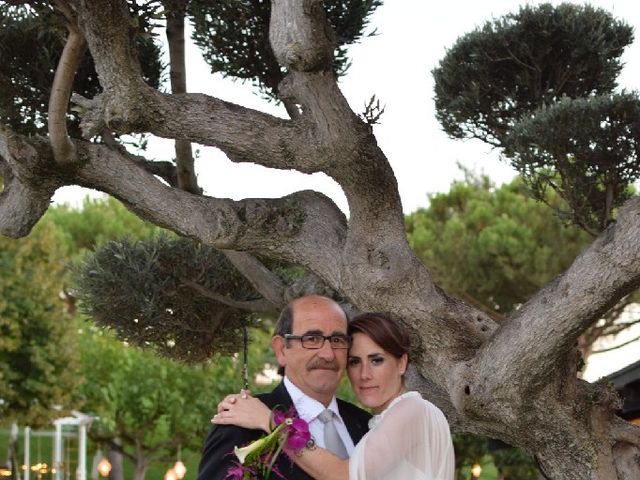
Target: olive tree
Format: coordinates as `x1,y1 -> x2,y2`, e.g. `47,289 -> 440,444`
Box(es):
1,1 -> 639,478
433,3 -> 640,234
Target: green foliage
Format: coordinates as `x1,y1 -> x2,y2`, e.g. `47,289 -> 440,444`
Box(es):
0,3 -> 163,137
433,3 -> 632,146
433,3 -> 637,232
406,174 -> 590,314
78,325 -> 238,458
452,436 -> 538,479
73,233 -> 263,361
189,0 -> 382,100
492,447 -> 539,479
453,434 -> 486,476
506,92 -> 640,231
0,222 -> 80,427
43,196 -> 160,255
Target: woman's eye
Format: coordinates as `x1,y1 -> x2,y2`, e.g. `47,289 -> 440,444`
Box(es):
371,357 -> 384,365
347,358 -> 360,367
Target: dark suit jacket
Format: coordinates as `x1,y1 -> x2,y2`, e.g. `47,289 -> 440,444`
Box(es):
197,382 -> 371,480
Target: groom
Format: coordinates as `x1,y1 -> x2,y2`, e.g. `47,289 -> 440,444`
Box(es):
197,295 -> 371,480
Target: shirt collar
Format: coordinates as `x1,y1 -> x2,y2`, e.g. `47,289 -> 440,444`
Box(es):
283,376 -> 342,423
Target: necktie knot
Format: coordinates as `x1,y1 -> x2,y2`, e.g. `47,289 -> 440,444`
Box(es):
318,409 -> 334,423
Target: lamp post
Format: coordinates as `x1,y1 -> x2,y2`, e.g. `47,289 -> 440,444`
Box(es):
97,457 -> 112,478
173,444 -> 186,479
24,426 -> 31,480
173,461 -> 186,479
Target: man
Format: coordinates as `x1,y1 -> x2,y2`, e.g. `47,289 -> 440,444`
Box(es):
197,295 -> 371,480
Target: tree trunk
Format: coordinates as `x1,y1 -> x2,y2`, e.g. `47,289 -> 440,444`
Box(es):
133,461 -> 147,480
9,423 -> 20,480
165,0 -> 200,195
107,448 -> 124,480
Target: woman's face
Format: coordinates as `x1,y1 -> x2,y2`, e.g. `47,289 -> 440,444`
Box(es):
346,332 -> 408,414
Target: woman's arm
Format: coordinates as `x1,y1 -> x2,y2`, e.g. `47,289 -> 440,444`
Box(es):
292,445 -> 349,480
212,393 -> 350,480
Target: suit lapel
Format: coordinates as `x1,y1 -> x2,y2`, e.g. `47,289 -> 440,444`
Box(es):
266,382 -> 294,410
338,401 -> 368,443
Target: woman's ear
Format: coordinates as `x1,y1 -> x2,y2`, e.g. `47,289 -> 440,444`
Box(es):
399,353 -> 408,375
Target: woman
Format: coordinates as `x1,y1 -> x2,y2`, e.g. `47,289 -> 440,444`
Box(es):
213,312 -> 455,480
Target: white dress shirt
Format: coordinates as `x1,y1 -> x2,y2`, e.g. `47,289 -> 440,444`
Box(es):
283,376 -> 356,455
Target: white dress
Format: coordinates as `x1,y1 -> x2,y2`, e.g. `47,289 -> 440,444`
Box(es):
348,391 -> 455,480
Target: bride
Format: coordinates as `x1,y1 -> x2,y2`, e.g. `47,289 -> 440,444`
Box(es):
213,312 -> 455,480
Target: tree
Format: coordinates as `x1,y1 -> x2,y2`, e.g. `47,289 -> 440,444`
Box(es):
406,173 -> 639,360
78,325 -> 240,480
44,197 -> 276,480
73,233 -> 269,361
188,0 -> 380,106
43,196 -> 160,253
0,2 -> 162,138
0,221 -> 80,427
1,1 -> 640,479
0,221 -> 81,480
433,3 -> 639,233
406,174 -> 591,316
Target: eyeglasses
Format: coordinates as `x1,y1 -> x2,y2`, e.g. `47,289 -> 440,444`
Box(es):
284,334 -> 351,349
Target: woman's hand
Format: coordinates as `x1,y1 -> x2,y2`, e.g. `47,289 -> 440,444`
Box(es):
216,389 -> 250,414
212,390 -> 272,433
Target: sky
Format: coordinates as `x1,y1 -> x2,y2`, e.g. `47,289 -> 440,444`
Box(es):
51,0 -> 640,378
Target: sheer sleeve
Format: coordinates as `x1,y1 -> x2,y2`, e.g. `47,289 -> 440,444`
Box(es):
348,394 -> 454,480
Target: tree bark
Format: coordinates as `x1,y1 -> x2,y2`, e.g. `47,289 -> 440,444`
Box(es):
1,1 -> 639,478
165,0 -> 200,195
133,461 -> 147,480
107,446 -> 124,480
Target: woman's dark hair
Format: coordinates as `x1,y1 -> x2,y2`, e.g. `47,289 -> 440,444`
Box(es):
348,312 -> 411,361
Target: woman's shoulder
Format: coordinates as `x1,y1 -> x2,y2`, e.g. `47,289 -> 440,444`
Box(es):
384,391 -> 447,421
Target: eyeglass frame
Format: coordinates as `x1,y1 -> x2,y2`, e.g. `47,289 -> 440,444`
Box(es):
283,333 -> 351,349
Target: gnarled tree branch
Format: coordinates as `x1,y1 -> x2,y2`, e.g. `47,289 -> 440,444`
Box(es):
48,19 -> 86,166
221,250 -> 287,309
470,196 -> 640,398
179,278 -> 274,313
164,0 -> 200,194
0,127 -> 60,237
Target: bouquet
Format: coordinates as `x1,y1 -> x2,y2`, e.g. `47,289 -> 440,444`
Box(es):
225,407 -> 311,480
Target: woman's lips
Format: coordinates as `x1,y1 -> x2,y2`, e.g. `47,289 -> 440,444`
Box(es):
359,386 -> 378,393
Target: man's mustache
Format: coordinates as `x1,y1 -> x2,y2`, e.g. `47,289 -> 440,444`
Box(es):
307,359 -> 340,371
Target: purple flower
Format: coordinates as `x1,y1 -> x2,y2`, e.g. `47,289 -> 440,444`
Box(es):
273,409 -> 286,426
273,406 -> 297,426
285,418 -> 311,451
226,406 -> 310,479
224,461 -> 251,480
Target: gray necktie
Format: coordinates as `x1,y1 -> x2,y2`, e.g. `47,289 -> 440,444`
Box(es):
318,409 -> 349,459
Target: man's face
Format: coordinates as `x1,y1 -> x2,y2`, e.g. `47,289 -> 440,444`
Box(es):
273,297 -> 348,405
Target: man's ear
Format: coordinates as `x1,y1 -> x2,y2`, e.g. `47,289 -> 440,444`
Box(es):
272,335 -> 286,368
